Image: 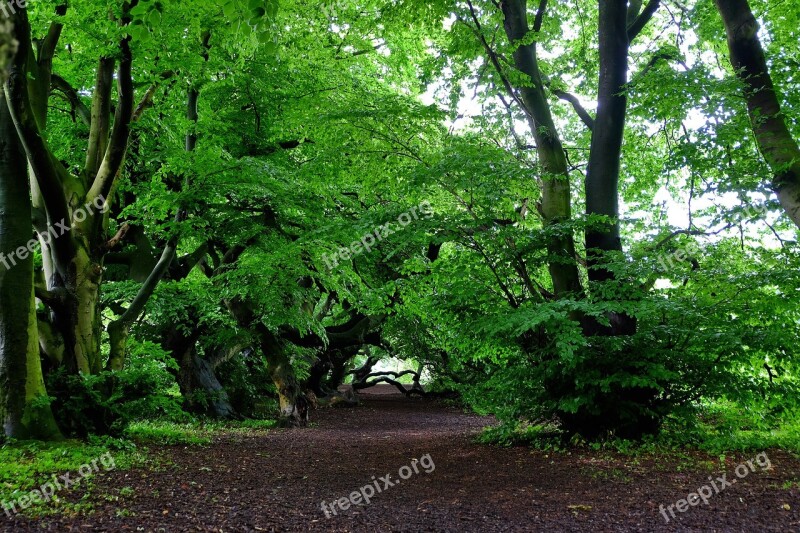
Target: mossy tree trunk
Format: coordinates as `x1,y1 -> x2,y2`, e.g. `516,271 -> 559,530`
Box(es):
0,88 -> 61,440
225,298 -> 309,427
715,0 -> 800,228
498,0 -> 584,299
5,6 -> 138,376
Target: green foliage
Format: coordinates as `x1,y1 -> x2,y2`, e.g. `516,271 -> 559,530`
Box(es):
217,350 -> 279,418
479,399 -> 800,455
398,194 -> 799,439
0,440 -> 146,509
123,418 -> 278,445
7,0 -> 800,448
658,401 -> 800,454
476,423 -> 565,449
47,341 -> 186,437
123,421 -> 211,445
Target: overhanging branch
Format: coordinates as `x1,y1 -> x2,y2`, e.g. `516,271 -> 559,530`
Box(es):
628,0 -> 660,41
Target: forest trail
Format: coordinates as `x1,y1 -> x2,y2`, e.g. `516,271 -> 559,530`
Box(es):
10,386 -> 800,532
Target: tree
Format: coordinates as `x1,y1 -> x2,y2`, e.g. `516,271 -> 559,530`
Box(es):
714,0 -> 800,228
0,12 -> 61,439
1,0 -> 797,443
494,0 -> 584,298
5,4 -> 137,376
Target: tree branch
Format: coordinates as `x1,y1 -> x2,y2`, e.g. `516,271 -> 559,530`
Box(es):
132,70 -> 175,123
38,4 -> 68,66
87,35 -> 134,203
50,74 -> 92,126
84,57 -> 115,178
461,1 -> 532,119
552,89 -> 594,130
104,222 -> 131,250
628,0 -> 660,41
532,0 -> 549,33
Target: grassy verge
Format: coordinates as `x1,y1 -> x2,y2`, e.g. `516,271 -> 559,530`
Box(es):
476,402 -> 800,455
0,417 -> 277,518
124,418 -> 278,445
0,438 -> 147,518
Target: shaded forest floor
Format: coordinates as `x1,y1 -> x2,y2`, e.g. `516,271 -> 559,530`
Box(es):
5,386 -> 800,532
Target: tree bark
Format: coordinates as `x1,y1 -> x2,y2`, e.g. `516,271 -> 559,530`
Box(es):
715,0 -> 800,228
226,298 -> 308,427
499,0 -> 584,298
585,0 -> 629,283
0,89 -> 61,440
581,0 -> 647,336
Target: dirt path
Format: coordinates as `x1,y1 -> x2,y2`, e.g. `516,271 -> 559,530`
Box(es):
7,387 -> 800,532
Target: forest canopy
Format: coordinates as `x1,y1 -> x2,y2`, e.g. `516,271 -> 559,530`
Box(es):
0,0 -> 798,448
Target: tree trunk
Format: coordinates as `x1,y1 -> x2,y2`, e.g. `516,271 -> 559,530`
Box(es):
500,0 -> 584,298
178,349 -> 237,419
715,0 -> 800,228
68,246 -> 104,374
585,0 -> 628,281
0,91 -> 61,439
581,0 -> 638,336
163,323 -> 239,419
260,332 -> 309,427
190,354 -> 237,418
5,7 -> 135,378
225,298 -> 308,427
307,356 -> 333,397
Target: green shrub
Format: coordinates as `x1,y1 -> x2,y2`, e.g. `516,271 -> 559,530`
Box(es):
47,341 -> 187,437
217,350 -> 279,418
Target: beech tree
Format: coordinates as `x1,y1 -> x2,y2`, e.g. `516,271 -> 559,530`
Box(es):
715,0 -> 800,228
0,44 -> 62,440
0,0 -> 797,442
